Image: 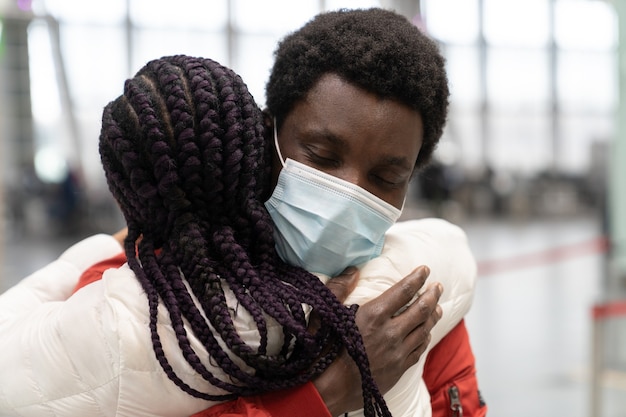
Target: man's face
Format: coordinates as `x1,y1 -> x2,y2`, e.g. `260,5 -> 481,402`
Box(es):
272,73 -> 424,209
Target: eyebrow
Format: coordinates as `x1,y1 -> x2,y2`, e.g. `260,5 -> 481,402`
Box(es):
303,128 -> 347,149
377,155 -> 414,171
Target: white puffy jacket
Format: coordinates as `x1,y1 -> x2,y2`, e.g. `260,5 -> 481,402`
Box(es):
0,219 -> 476,417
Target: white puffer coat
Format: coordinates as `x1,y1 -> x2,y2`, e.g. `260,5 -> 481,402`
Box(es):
0,218 -> 476,417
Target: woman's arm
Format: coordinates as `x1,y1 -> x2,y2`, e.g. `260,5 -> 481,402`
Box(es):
61,232 -> 442,417
0,234 -> 129,416
72,249 -> 442,417
0,234 -> 124,321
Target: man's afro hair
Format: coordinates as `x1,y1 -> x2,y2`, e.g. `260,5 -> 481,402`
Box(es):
265,7 -> 449,168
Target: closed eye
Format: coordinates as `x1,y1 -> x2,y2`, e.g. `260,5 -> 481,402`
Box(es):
373,175 -> 406,189
304,145 -> 341,169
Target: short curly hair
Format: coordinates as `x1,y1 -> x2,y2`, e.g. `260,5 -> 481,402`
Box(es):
265,7 -> 449,169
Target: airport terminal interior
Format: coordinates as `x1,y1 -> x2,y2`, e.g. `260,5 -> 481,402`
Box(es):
1,0 -> 626,416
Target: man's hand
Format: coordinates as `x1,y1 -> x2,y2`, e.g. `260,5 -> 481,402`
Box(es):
314,265 -> 443,415
112,228 -> 128,248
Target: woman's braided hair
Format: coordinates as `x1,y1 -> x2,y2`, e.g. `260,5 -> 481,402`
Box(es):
99,55 -> 391,416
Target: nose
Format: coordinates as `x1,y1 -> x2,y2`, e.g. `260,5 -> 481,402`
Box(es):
337,166 -> 366,189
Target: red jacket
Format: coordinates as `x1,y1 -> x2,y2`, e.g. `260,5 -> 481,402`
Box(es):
76,254 -> 486,417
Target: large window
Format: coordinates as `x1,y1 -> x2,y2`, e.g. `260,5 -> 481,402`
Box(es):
27,0 -> 380,189
423,0 -> 617,175
26,0 -> 618,189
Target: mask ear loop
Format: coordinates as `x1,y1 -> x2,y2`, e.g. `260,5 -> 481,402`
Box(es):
273,117 -> 286,167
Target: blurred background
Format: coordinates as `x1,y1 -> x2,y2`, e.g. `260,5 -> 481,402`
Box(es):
0,0 -> 625,416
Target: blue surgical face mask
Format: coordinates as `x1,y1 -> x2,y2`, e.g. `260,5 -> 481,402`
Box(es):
264,121 -> 402,276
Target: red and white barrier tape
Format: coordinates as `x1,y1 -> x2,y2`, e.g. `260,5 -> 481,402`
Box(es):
476,236 -> 610,277
593,300 -> 626,320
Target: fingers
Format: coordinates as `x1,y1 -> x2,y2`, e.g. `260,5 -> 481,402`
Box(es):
371,265 -> 433,317
323,264 -> 443,398
399,285 -> 443,367
406,281 -> 443,321
404,332 -> 431,366
326,266 -> 360,303
353,267 -> 441,378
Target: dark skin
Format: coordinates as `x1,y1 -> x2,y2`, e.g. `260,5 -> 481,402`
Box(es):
270,74 -> 422,210
270,73 -> 443,415
112,74 -> 443,416
320,265 -> 441,415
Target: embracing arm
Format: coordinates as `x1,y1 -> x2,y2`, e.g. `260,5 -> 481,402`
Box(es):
0,234 -> 126,416
71,245 -> 442,417
60,230 -> 442,417
0,234 -> 123,323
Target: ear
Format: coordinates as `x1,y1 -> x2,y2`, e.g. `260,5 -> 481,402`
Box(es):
261,109 -> 274,130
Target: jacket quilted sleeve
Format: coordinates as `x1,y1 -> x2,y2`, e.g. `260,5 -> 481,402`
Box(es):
0,234 -> 124,416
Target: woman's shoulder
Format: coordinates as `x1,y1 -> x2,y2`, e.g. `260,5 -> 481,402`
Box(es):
387,218 -> 468,241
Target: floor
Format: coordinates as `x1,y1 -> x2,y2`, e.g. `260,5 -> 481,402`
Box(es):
460,215 -> 625,417
1,209 -> 625,417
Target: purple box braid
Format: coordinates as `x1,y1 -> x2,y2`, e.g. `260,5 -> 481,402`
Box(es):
98,55 -> 391,416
